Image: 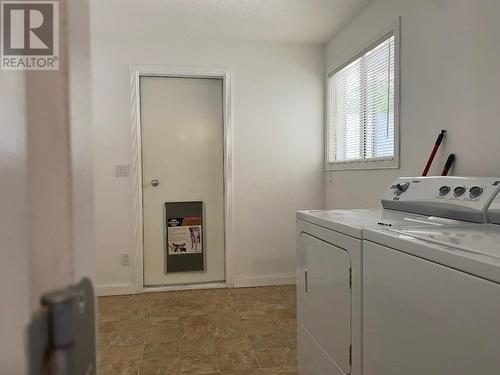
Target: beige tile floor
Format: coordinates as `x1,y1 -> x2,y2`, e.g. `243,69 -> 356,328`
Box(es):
98,285 -> 298,375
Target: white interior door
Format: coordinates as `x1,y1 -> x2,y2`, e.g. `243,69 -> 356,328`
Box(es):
141,76 -> 225,286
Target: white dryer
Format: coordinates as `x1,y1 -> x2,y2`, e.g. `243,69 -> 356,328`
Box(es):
362,181 -> 500,375
296,177 -> 500,375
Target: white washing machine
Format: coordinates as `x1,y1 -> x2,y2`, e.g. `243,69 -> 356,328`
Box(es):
296,177 -> 500,375
362,182 -> 500,375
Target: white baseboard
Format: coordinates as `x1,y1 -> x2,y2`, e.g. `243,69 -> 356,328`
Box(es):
96,282 -> 227,296
95,284 -> 138,296
233,274 -> 296,288
141,282 -> 227,293
96,276 -> 296,296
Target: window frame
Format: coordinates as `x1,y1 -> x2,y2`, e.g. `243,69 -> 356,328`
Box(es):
325,18 -> 401,171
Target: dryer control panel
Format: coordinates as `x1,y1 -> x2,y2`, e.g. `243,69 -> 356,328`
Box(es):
382,177 -> 500,223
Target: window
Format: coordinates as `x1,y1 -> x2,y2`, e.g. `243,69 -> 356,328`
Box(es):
326,25 -> 399,170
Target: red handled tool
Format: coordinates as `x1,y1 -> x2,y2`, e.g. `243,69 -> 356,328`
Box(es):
422,129 -> 446,176
441,154 -> 456,176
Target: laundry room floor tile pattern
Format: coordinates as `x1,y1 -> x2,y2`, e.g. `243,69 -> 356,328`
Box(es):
98,286 -> 298,375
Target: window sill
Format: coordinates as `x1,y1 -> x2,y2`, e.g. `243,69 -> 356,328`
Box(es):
325,157 -> 399,171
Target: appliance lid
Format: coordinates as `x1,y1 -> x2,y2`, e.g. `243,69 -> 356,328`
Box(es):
388,225 -> 500,259
364,224 -> 500,283
296,208 -> 465,239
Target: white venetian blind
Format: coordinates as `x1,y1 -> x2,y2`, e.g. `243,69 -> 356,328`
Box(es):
328,34 -> 395,165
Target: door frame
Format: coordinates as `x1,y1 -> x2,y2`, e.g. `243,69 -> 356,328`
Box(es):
130,65 -> 233,292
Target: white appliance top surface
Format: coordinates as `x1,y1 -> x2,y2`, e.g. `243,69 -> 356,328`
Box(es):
365,224 -> 500,283
387,225 -> 500,259
296,208 -> 468,239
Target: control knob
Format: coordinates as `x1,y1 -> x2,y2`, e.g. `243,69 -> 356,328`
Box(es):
453,186 -> 466,197
394,182 -> 410,195
469,186 -> 483,199
439,186 -> 451,196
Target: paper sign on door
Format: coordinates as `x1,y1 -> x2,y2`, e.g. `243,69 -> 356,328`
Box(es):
165,201 -> 204,273
167,217 -> 203,255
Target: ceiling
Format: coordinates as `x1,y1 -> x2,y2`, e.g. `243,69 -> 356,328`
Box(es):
90,0 -> 371,44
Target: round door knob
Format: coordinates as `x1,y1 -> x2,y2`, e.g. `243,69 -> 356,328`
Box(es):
151,179 -> 159,187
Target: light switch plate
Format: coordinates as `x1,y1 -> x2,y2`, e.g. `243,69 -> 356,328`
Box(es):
114,164 -> 129,177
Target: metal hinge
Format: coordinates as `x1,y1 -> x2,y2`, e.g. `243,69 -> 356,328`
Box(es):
349,268 -> 352,289
29,277 -> 96,375
349,344 -> 352,366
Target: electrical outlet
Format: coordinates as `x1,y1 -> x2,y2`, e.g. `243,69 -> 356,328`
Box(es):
120,253 -> 130,266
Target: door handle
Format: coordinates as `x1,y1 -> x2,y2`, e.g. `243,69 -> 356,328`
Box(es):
151,179 -> 159,187
305,269 -> 308,294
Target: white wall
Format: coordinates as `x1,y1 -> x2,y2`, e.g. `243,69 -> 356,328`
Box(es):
90,32 -> 324,291
0,71 -> 30,375
68,0 -> 95,282
325,0 -> 500,209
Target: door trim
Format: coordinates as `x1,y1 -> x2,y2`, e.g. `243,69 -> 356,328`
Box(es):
130,65 -> 234,292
